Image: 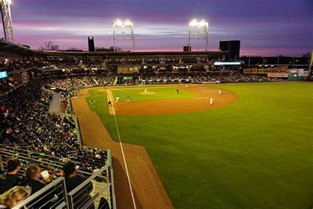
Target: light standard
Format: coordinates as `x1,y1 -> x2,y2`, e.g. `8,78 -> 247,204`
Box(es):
188,19 -> 209,51
113,18 -> 135,52
0,0 -> 14,42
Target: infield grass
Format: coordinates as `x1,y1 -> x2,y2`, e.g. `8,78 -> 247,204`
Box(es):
87,82 -> 313,209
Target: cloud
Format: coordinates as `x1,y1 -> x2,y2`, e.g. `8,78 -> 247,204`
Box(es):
7,0 -> 313,55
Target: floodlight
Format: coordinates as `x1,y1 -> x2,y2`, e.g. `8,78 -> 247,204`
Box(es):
189,19 -> 208,28
4,0 -> 12,5
198,20 -> 208,28
113,18 -> 135,52
1,0 -> 14,42
189,19 -> 198,27
113,19 -> 123,27
188,18 -> 209,51
124,19 -> 133,27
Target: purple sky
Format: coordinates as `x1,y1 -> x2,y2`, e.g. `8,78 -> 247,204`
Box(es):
3,0 -> 313,56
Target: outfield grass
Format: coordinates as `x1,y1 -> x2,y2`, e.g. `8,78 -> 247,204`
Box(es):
87,82 -> 313,209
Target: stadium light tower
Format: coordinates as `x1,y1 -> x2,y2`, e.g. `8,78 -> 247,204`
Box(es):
188,19 -> 209,51
0,0 -> 14,43
113,18 -> 135,52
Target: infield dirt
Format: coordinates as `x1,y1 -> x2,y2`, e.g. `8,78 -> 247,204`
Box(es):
110,85 -> 238,115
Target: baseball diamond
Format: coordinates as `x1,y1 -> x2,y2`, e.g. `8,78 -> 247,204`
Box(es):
72,83 -> 313,209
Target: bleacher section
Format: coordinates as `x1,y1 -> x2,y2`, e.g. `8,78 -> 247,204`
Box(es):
0,77 -> 116,208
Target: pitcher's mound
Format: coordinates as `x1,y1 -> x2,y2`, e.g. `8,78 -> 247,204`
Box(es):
140,91 -> 156,95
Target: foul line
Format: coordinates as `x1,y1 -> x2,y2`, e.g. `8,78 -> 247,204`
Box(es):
108,90 -> 137,209
107,90 -> 114,115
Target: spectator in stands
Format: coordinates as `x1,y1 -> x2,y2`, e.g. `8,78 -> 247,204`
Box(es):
63,161 -> 92,192
22,164 -> 58,208
0,158 -> 21,194
25,164 -> 51,194
63,161 -> 94,209
0,186 -> 30,209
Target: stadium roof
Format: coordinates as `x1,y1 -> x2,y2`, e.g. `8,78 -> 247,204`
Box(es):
39,51 -> 226,59
0,40 -> 35,56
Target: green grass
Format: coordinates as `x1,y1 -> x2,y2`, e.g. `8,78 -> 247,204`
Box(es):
85,88 -> 117,133
87,82 -> 313,209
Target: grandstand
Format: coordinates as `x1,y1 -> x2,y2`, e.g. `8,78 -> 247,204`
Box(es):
0,72 -> 115,208
0,43 -> 118,207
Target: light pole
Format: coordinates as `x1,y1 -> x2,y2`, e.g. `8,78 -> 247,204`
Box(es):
113,18 -> 135,52
188,19 -> 209,51
0,0 -> 14,43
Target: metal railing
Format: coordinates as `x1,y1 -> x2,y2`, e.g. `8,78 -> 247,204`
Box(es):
12,177 -> 69,209
0,145 -> 116,209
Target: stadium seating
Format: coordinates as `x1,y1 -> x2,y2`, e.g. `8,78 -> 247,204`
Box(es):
0,76 -> 116,208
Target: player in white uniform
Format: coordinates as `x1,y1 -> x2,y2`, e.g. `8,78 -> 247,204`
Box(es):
115,96 -> 120,103
209,97 -> 214,105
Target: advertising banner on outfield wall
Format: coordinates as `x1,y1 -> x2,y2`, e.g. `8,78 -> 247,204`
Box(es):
302,71 -> 309,76
287,69 -> 307,80
289,69 -> 306,76
267,72 -> 288,78
118,65 -> 140,73
244,68 -> 288,75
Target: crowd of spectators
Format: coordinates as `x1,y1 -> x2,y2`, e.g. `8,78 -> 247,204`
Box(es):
138,69 -> 282,85
0,76 -> 111,196
105,55 -> 212,65
0,56 -> 87,72
0,77 -> 19,96
48,75 -> 115,98
0,58 -> 44,72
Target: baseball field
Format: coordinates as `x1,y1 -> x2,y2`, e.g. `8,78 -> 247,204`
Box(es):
72,82 -> 313,209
